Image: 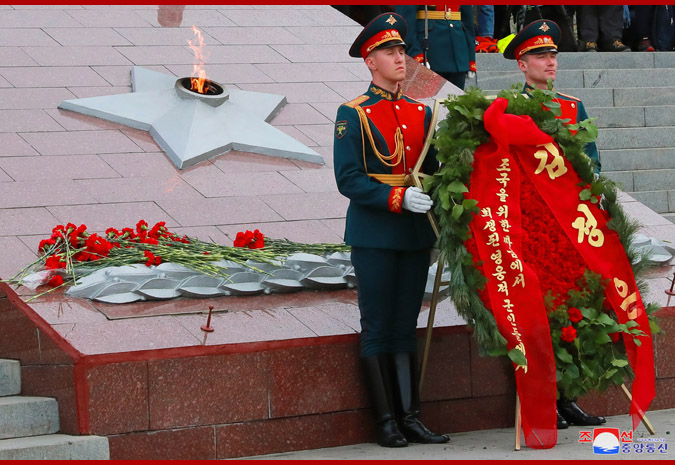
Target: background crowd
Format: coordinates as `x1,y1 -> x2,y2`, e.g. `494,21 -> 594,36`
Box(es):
335,5 -> 675,55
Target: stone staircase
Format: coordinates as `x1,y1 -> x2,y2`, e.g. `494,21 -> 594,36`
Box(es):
471,52 -> 675,222
0,359 -> 109,460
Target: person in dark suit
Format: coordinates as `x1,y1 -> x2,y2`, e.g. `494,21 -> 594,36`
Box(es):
504,19 -> 606,429
333,12 -> 448,448
504,19 -> 600,175
395,5 -> 476,90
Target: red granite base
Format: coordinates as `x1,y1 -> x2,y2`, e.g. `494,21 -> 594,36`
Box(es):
2,283 -> 675,459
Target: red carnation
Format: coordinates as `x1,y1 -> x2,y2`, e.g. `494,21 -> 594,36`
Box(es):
568,307 -> 583,324
45,255 -> 66,270
233,229 -> 265,249
38,238 -> 56,252
106,227 -> 121,238
48,274 -> 64,287
136,219 -> 149,233
144,250 -> 156,267
250,229 -> 265,249
561,326 -> 577,343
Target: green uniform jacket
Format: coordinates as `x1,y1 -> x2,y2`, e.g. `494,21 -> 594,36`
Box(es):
395,5 -> 476,74
333,83 -> 438,251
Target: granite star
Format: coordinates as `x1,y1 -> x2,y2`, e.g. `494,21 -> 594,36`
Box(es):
58,66 -> 323,169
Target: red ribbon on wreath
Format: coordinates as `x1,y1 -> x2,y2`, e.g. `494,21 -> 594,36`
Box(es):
468,98 -> 654,448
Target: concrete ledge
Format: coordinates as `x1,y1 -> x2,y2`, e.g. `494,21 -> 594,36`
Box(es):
0,360 -> 20,397
0,434 -> 109,460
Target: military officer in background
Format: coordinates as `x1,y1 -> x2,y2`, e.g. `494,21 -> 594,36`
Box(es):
505,19 -> 606,429
395,5 -> 476,90
504,19 -> 601,174
333,13 -> 448,448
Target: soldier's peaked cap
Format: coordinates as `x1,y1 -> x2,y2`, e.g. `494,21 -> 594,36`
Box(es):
504,19 -> 561,60
349,12 -> 407,59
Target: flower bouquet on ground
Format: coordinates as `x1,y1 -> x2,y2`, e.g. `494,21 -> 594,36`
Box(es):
3,220 -> 350,301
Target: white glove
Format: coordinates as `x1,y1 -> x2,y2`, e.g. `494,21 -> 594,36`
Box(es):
402,187 -> 433,213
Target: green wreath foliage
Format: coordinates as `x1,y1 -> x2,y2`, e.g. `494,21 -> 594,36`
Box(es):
424,83 -> 661,398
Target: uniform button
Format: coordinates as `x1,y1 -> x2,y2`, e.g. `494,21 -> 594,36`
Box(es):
366,108 -> 371,113
418,106 -> 423,111
571,103 -> 576,108
450,23 -> 454,27
406,146 -> 411,151
395,105 -> 400,110
402,124 -> 407,129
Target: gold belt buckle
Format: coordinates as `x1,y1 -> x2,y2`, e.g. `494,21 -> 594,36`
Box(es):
445,10 -> 451,20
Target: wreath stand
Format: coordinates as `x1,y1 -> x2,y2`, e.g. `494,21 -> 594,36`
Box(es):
412,98 -> 655,451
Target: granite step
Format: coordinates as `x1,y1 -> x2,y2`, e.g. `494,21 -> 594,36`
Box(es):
603,169 -> 675,195
472,68 -> 675,92
662,212 -> 675,224
587,106 -> 675,128
597,127 -> 675,150
0,397 -> 59,440
600,148 -> 675,172
0,360 -> 20,397
472,86 -> 675,109
470,69 -> 582,92
0,434 -> 110,460
475,51 -> 675,71
584,68 -> 675,88
627,190 -> 670,214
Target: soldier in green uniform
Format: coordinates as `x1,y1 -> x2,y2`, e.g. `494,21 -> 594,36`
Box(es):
333,12 -> 449,448
395,5 -> 476,90
504,19 -> 606,429
504,19 -> 601,174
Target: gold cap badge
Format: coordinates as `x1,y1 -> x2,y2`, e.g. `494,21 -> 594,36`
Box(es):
386,15 -> 397,25
539,22 -> 550,32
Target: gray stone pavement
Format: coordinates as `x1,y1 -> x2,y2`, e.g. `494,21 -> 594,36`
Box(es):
247,408 -> 675,460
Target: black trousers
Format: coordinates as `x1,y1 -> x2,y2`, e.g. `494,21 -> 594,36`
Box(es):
578,5 -> 624,45
351,247 -> 431,357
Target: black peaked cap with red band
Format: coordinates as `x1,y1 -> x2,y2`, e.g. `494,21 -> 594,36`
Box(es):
349,12 -> 408,59
504,19 -> 561,60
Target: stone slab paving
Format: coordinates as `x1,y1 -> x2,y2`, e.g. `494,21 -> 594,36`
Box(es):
0,5 -> 672,359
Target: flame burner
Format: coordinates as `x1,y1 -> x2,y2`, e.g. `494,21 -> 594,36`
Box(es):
175,77 -> 229,108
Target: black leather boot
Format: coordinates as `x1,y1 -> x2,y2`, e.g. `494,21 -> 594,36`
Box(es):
557,410 -> 569,429
557,397 -> 606,426
362,355 -> 408,448
391,352 -> 450,444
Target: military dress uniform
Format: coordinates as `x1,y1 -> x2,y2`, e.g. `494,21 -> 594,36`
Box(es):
504,20 -> 601,174
505,20 -> 607,429
524,84 -> 601,173
334,12 -> 448,448
334,82 -> 438,357
395,4 -> 476,89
